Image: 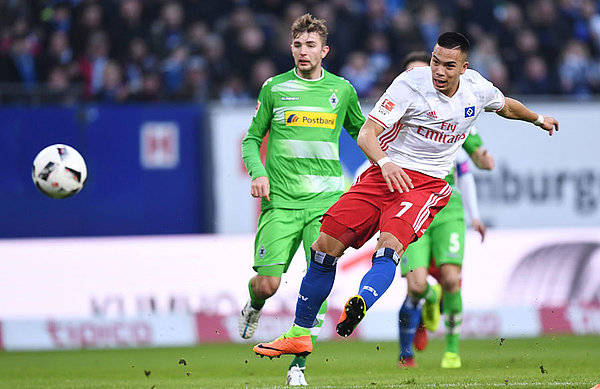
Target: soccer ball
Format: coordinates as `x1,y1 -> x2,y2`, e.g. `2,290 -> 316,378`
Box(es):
32,144 -> 87,199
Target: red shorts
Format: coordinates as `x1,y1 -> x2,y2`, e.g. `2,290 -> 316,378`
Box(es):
321,166 -> 451,250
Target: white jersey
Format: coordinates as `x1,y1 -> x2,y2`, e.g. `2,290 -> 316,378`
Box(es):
368,67 -> 505,178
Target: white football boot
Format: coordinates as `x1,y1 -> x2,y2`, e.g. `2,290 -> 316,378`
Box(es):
238,300 -> 261,339
286,365 -> 308,386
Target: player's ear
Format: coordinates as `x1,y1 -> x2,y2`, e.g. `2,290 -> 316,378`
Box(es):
321,45 -> 330,59
461,60 -> 469,75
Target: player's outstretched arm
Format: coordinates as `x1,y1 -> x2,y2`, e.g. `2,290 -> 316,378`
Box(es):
470,147 -> 495,170
457,156 -> 486,241
357,118 -> 413,193
496,97 -> 559,136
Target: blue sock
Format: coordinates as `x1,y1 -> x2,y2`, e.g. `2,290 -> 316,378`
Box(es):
293,249 -> 338,328
358,248 -> 399,309
399,296 -> 423,358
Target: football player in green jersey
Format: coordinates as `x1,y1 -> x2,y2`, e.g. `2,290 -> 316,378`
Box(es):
240,13 -> 366,386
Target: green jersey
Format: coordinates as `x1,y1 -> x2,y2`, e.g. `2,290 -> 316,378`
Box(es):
435,130 -> 483,221
242,68 -> 366,210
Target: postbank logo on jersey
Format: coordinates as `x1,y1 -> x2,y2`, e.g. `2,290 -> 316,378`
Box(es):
285,111 -> 337,129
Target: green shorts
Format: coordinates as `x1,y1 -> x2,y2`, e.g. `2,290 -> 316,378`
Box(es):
253,207 -> 326,277
400,194 -> 465,276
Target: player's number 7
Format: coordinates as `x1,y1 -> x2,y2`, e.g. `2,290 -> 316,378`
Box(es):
395,201 -> 413,218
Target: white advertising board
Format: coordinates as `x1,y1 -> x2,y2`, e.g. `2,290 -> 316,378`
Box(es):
1,228 -> 598,319
1,228 -> 599,349
472,101 -> 600,228
1,315 -> 196,351
209,101 -> 599,234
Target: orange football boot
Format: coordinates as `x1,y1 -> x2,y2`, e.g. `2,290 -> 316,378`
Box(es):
253,334 -> 312,358
336,295 -> 366,337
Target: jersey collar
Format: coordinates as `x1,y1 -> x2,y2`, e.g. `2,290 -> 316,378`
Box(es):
293,67 -> 325,81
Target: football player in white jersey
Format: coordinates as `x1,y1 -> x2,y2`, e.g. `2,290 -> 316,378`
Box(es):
254,32 -> 558,360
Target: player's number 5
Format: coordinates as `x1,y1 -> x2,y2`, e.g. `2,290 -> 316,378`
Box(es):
395,201 -> 413,218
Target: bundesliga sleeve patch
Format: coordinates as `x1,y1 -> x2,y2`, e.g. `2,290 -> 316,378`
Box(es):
254,100 -> 261,117
378,99 -> 395,115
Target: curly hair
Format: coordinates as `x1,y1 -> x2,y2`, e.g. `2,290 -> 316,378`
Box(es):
291,13 -> 328,45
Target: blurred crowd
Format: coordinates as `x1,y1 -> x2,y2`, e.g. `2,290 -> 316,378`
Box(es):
1,0 -> 599,105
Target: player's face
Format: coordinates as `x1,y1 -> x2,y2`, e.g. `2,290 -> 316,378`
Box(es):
430,44 -> 468,97
291,31 -> 329,79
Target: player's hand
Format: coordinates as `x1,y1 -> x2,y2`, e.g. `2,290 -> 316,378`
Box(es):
380,161 -> 413,193
472,218 -> 487,242
470,148 -> 495,170
251,176 -> 270,201
539,115 -> 559,136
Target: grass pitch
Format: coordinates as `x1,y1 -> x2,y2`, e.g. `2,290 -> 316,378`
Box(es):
0,335 -> 598,388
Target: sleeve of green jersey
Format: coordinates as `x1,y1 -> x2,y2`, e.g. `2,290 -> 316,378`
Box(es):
241,82 -> 273,179
462,131 -> 483,155
342,85 -> 366,141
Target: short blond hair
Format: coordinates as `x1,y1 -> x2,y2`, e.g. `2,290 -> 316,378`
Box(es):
291,13 -> 328,45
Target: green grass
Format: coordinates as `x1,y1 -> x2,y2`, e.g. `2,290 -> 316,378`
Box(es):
0,335 -> 599,388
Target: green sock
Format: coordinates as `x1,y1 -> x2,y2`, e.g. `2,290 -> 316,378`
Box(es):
288,300 -> 327,370
287,324 -> 311,337
310,300 -> 328,345
248,279 -> 265,310
289,356 -> 306,369
442,290 -> 462,354
415,283 -> 437,304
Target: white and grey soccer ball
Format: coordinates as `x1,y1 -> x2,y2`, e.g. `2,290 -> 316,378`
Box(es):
32,144 -> 87,199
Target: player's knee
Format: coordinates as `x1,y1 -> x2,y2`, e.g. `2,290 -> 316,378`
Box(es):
406,268 -> 428,295
376,232 -> 404,256
440,273 -> 461,293
407,278 -> 428,295
311,232 -> 346,257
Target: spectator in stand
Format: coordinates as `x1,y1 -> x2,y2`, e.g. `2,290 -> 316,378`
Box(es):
341,51 -> 377,98
161,44 -> 189,95
366,32 -> 392,76
230,24 -> 268,77
44,65 -> 76,105
108,0 -> 146,61
527,0 -> 572,70
128,70 -> 164,102
123,37 -> 157,96
41,2 -> 72,34
364,0 -> 392,34
175,55 -> 209,102
219,74 -> 250,105
559,39 -> 599,97
40,31 -> 73,80
0,0 -> 599,103
515,55 -> 556,95
95,60 -> 128,103
70,2 -> 104,57
77,30 -> 110,98
1,32 -> 40,87
389,10 -> 426,61
469,34 -> 503,80
581,0 -> 600,54
149,1 -> 186,59
186,21 -> 210,56
495,2 -> 526,80
201,33 -> 231,99
248,58 -> 276,97
416,2 -> 442,50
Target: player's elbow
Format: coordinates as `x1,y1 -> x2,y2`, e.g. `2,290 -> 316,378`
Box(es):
357,130 -> 368,150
